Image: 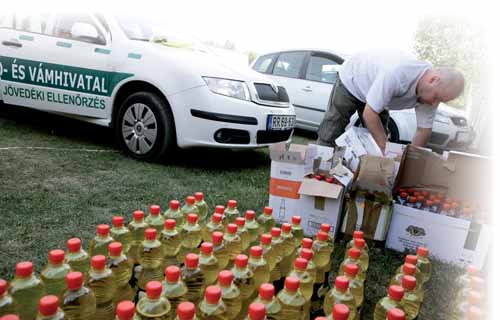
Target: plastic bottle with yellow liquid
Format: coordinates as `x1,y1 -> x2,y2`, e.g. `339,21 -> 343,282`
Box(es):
323,276 -> 356,319
197,285 -> 226,320
128,210 -> 148,264
257,207 -> 275,234
89,224 -> 115,258
325,303 -> 350,320
296,238 -> 313,258
416,247 -> 431,284
61,272 -> 96,320
349,239 -> 368,272
41,250 -> 71,301
389,264 -> 422,300
145,205 -> 165,236
87,255 -> 116,320
181,196 -> 200,219
35,295 -> 64,320
138,228 -> 164,289
178,214 -> 202,263
320,224 -> 334,244
135,281 -> 170,319
252,283 -> 281,320
9,262 -> 45,320
161,219 -> 182,268
291,216 -> 304,249
65,238 -> 90,281
164,200 -> 185,232
269,228 -> 284,282
217,270 -> 241,320
115,301 -> 136,320
181,254 -> 205,306
451,290 -> 482,320
111,216 -> 131,255
345,231 -> 366,252
456,265 -> 481,289
373,285 -> 405,320
202,212 -> 224,243
276,276 -> 307,319
0,279 -> 17,316
231,255 -> 256,319
175,302 -> 198,320
162,266 -> 188,318
400,275 -> 422,320
194,192 -> 209,224
248,246 -> 270,291
211,232 -> 229,270
235,217 -> 251,253
259,234 -> 276,273
386,308 -> 406,320
223,224 -> 242,268
246,303 -> 266,320
288,258 -> 314,302
245,210 -> 260,246
342,264 -> 364,310
455,276 -> 485,306
312,231 -> 333,284
223,200 -> 240,225
199,242 -> 219,286
395,255 -> 422,286
300,248 -> 317,284
279,223 -> 295,277
338,249 -> 366,282
108,242 -> 135,304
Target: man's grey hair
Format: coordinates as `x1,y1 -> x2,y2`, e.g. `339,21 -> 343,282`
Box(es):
435,67 -> 465,98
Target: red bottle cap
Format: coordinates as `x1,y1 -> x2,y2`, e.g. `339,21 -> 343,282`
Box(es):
116,301 -> 135,320
413,191 -> 421,197
227,200 -> 237,208
300,248 -> 313,261
422,191 -> 429,197
91,255 -> 106,270
187,214 -> 198,224
67,238 -> 82,253
218,270 -> 234,286
250,246 -> 263,258
97,224 -> 110,236
246,210 -> 256,220
271,227 -> 281,238
263,206 -> 273,215
325,177 -> 335,184
149,205 -> 161,215
333,303 -> 350,320
215,205 -> 225,214
434,199 -> 442,205
281,223 -> 292,233
284,277 -> 300,292
212,213 -> 223,223
354,238 -> 365,249
48,249 -> 65,264
467,265 -> 480,276
235,254 -> 248,268
212,231 -> 224,245
66,272 -> 83,290
186,196 -> 196,205
295,257 -> 308,270
194,192 -> 204,201
108,242 -> 123,256
417,196 -> 425,202
177,302 -> 196,320
470,277 -> 485,290
248,302 -> 266,320
38,295 -> 59,316
227,223 -> 238,234
320,224 -> 331,233
302,238 -> 313,249
292,216 -> 301,225
426,200 -> 433,207
405,255 -> 418,265
0,315 -> 20,320
185,254 -> 199,268
417,246 -> 429,257
259,283 -> 275,300
235,217 -> 246,226
314,318 -> 327,320
314,175 -> 323,181
353,231 -> 364,239
260,234 -> 272,245
344,263 -> 359,277
348,248 -> 361,260
133,210 -> 145,220
169,200 -> 180,210
402,275 -> 416,291
201,242 -> 213,255
145,228 -> 157,240
387,308 -> 406,320
408,196 -> 417,203
317,231 -> 328,242
407,188 -> 415,194
205,285 -> 221,304
400,192 -> 408,198
165,219 -> 176,230
389,285 -> 405,301
166,266 -> 181,282
146,281 -> 162,299
467,291 -> 482,306
335,276 -> 349,291
16,261 -> 33,277
112,216 -> 124,227
402,263 -> 416,276
0,279 -> 7,295
442,203 -> 451,210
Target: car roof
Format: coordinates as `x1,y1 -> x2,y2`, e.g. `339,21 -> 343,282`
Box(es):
257,48 -> 348,61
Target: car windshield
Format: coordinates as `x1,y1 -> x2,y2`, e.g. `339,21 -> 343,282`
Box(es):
115,15 -> 211,53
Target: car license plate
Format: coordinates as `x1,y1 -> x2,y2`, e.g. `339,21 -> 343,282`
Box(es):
267,115 -> 296,131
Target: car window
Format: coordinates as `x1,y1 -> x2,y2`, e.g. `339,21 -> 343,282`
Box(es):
13,13 -> 50,34
306,55 -> 340,84
253,54 -> 277,74
50,13 -> 105,44
0,13 -> 14,28
272,52 -> 306,79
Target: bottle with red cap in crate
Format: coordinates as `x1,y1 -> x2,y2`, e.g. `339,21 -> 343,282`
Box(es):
343,238 -> 369,272
291,216 -> 305,249
87,255 -> 116,320
245,302 -> 266,320
111,216 -> 131,255
162,266 -> 188,317
197,285 -> 226,320
65,238 -> 90,281
312,231 -> 333,284
223,200 -> 240,225
223,224 -> 242,269
345,231 -> 368,253
323,276 -> 356,319
245,210 -> 260,246
175,302 -> 198,320
416,247 -> 431,284
216,271 -> 241,320
146,205 -> 165,237
396,191 -> 408,206
257,206 -> 275,234
248,246 -> 270,292
178,214 -> 202,263
136,281 -> 170,319
161,219 -> 182,268
269,228 -> 284,282
108,242 -> 135,304
279,223 -> 296,277
0,279 -> 17,316
128,210 -> 149,264
164,200 -> 185,232
405,197 -> 417,209
288,258 -> 314,302
181,254 -> 205,306
338,248 -> 366,282
373,285 -> 405,320
115,300 -> 136,320
138,228 -> 164,289
199,243 -> 219,287
211,232 -> 229,270
194,192 -> 209,223
41,250 -> 71,301
252,283 -> 281,320
202,209 -> 224,243
35,295 -> 64,320
389,263 -> 423,301
9,261 -> 45,320
89,224 -> 115,257
235,217 -> 251,253
231,255 -> 256,319
62,271 -> 96,320
342,264 -> 364,310
181,196 -> 200,220
400,276 -> 422,320
276,277 -> 307,319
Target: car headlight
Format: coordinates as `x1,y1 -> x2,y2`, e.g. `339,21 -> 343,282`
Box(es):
202,77 -> 250,101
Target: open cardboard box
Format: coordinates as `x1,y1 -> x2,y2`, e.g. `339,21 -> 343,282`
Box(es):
385,145 -> 493,268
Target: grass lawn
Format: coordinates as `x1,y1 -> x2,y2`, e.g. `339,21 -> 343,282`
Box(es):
0,105 -> 464,319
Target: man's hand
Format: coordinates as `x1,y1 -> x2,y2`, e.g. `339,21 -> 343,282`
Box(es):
412,127 -> 432,147
362,104 -> 388,153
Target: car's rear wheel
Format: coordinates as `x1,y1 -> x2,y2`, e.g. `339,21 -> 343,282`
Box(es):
114,91 -> 175,161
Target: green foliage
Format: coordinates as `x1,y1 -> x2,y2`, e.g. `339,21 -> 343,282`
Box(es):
247,51 -> 259,65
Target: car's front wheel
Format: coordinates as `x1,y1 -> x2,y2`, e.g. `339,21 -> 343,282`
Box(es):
114,91 -> 175,161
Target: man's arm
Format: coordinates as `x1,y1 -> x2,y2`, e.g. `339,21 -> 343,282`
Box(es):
362,104 -> 388,153
411,127 -> 432,147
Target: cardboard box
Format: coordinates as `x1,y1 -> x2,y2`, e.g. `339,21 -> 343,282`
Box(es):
335,127 -> 383,172
385,145 -> 493,268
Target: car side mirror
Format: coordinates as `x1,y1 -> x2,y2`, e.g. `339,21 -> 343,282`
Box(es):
71,22 -> 105,45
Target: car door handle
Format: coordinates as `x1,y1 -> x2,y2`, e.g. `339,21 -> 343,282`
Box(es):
2,40 -> 23,48
301,87 -> 313,92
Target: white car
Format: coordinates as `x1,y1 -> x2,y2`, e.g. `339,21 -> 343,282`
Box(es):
0,12 -> 295,160
251,49 -> 474,150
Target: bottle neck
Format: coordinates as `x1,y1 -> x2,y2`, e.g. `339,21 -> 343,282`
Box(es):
92,268 -> 107,274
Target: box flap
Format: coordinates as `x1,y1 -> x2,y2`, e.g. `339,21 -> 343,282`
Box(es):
269,143 -> 311,164
353,155 -> 395,196
298,178 -> 343,199
384,142 -> 406,161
